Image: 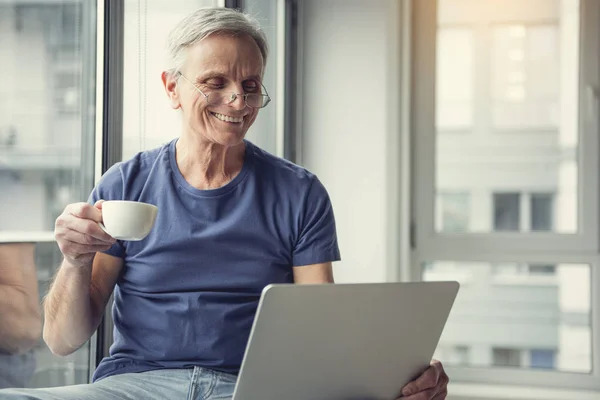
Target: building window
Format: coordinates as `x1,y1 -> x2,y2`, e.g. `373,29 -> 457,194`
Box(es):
492,192 -> 555,232
493,263 -> 556,277
492,348 -> 557,369
492,348 -> 521,367
528,264 -> 556,276
493,348 -> 522,367
493,193 -> 520,231
531,193 -> 554,231
530,349 -> 556,369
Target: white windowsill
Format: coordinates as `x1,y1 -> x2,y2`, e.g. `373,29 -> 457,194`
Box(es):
449,382 -> 600,400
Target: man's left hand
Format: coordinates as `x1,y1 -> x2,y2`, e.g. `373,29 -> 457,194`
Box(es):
397,359 -> 448,399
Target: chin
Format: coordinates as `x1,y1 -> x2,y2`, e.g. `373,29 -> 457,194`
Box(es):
211,130 -> 247,147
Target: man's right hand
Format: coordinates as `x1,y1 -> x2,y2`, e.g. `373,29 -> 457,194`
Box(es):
54,200 -> 116,269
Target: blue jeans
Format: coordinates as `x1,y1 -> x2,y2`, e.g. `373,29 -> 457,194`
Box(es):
0,367 -> 236,400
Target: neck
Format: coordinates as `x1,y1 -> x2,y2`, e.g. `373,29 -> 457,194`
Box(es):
175,133 -> 245,190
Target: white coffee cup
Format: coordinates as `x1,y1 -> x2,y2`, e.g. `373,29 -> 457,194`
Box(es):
99,200 -> 158,241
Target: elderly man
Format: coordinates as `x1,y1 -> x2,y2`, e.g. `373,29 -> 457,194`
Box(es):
0,7 -> 448,400
0,243 -> 41,388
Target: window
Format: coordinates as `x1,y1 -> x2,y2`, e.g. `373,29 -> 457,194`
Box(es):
492,192 -> 555,232
531,193 -> 554,231
423,261 -> 590,373
0,0 -> 96,388
493,263 -> 556,277
493,348 -> 522,368
436,27 -> 473,130
492,348 -> 557,369
413,0 -> 600,389
493,193 -> 520,231
530,349 -> 556,369
529,264 -> 556,275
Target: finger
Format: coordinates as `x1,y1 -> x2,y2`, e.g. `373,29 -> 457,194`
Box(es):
66,202 -> 103,223
59,240 -> 115,256
59,213 -> 115,243
432,390 -> 448,400
60,227 -> 115,247
94,199 -> 106,209
399,386 -> 438,400
402,365 -> 440,397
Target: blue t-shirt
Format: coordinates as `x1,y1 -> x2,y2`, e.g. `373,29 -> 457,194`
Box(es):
90,139 -> 340,382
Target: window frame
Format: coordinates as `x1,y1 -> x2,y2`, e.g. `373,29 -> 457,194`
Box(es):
410,0 -> 600,391
413,0 -> 599,257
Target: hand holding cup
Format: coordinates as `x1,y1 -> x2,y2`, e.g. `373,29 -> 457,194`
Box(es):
54,200 -> 117,269
55,200 -> 158,269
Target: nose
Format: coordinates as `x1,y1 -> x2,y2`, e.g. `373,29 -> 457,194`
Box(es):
227,92 -> 246,110
226,82 -> 247,110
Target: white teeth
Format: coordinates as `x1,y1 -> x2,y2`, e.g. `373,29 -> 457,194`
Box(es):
212,112 -> 243,123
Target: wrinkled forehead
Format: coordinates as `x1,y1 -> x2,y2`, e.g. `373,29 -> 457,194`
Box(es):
183,33 -> 264,79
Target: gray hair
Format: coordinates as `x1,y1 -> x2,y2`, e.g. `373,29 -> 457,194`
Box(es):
166,7 -> 268,74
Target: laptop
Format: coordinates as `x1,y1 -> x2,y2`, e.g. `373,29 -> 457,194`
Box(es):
232,281 -> 459,400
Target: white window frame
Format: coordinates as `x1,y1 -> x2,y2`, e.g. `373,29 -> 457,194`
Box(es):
410,0 -> 600,392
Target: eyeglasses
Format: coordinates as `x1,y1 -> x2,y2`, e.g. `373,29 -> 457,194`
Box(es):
177,73 -> 271,109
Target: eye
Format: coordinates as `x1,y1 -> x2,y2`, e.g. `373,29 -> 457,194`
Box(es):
243,80 -> 259,93
204,78 -> 226,89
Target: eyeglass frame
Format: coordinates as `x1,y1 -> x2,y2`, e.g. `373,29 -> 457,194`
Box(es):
176,72 -> 271,109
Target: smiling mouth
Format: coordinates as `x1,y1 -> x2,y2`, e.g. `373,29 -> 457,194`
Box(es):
211,112 -> 244,124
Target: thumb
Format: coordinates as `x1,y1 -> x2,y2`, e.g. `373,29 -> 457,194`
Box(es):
94,199 -> 106,210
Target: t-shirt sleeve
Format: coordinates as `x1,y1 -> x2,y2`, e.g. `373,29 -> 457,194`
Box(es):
86,163 -> 126,259
292,176 -> 341,267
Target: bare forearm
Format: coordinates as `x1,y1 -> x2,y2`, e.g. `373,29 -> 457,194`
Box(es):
42,259 -> 100,356
0,286 -> 41,354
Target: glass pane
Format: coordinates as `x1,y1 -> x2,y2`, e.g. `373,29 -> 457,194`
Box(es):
0,1 -> 96,388
493,193 -> 520,231
122,0 -> 223,159
531,193 -> 554,231
492,25 -> 559,129
530,349 -> 556,369
492,348 -> 522,367
436,0 -> 579,234
423,261 -> 591,373
436,28 -> 473,130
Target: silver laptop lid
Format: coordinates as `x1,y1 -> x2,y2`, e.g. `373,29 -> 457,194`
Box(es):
232,281 -> 459,400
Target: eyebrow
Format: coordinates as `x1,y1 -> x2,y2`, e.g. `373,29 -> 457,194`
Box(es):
194,71 -> 262,83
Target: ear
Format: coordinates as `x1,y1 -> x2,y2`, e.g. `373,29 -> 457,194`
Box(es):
161,71 -> 181,109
